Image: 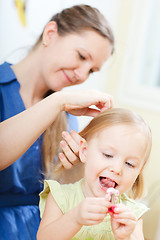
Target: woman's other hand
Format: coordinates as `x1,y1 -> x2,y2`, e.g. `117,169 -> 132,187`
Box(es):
59,130 -> 82,169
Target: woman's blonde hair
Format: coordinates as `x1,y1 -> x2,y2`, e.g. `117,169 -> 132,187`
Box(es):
79,108 -> 152,199
41,4 -> 115,179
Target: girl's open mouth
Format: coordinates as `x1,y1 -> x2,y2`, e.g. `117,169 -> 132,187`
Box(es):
99,176 -> 118,192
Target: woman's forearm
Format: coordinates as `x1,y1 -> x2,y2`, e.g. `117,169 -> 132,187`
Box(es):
0,89 -> 112,170
0,92 -> 62,170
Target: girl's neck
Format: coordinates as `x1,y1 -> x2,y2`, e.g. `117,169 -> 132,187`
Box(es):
81,179 -> 93,198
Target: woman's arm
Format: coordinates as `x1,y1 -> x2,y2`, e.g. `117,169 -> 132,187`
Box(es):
0,89 -> 113,170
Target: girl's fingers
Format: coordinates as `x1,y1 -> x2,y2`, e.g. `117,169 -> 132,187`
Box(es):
85,198 -> 112,212
113,213 -> 136,222
113,205 -> 136,221
87,204 -> 108,214
89,208 -> 108,216
86,212 -> 107,221
113,217 -> 136,225
83,219 -> 103,225
113,204 -> 130,213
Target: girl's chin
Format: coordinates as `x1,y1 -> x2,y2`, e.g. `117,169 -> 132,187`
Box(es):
96,186 -> 107,197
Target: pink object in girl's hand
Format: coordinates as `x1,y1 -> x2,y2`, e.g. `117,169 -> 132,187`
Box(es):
106,187 -> 119,213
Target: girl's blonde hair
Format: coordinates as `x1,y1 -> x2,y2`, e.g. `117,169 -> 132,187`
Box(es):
79,108 -> 152,199
40,4 -> 114,178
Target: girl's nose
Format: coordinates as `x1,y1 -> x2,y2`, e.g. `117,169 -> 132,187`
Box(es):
109,160 -> 123,176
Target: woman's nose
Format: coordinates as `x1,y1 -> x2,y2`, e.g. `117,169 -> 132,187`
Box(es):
74,65 -> 90,82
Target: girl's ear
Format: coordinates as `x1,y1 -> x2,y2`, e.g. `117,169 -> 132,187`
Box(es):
79,138 -> 87,164
42,21 -> 58,46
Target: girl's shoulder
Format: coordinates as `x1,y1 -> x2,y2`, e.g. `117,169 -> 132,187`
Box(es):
39,179 -> 84,217
119,193 -> 149,219
40,179 -> 84,196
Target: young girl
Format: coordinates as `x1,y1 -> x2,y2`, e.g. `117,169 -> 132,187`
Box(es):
37,108 -> 152,240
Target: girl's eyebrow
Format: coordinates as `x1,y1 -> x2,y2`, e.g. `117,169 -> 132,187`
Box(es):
100,145 -> 115,153
101,145 -> 142,162
125,157 -> 143,168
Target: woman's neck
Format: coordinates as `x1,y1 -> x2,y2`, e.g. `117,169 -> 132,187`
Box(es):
11,49 -> 48,108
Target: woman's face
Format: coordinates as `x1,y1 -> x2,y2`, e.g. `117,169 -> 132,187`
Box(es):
40,29 -> 112,91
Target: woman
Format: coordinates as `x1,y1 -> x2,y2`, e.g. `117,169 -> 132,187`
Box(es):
0,4 -> 114,240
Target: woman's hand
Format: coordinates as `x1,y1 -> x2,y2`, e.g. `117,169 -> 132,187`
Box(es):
58,89 -> 114,169
59,130 -> 82,169
110,204 -> 137,240
59,89 -> 114,117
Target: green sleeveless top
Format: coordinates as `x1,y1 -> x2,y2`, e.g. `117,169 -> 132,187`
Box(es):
39,179 -> 149,240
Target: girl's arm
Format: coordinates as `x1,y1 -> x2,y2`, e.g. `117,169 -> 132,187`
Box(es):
37,192 -> 82,240
0,90 -> 113,170
37,191 -> 111,240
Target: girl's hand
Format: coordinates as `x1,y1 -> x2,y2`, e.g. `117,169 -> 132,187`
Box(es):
73,197 -> 112,226
110,204 -> 137,240
60,89 -> 114,117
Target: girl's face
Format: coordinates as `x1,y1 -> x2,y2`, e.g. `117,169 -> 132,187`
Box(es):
40,28 -> 112,91
80,125 -> 147,198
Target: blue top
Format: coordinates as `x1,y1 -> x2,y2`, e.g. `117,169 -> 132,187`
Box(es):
0,62 -> 78,240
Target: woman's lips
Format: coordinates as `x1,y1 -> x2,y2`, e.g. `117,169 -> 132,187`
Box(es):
63,71 -> 72,84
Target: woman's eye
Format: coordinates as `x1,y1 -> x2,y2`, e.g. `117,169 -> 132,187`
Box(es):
89,69 -> 94,74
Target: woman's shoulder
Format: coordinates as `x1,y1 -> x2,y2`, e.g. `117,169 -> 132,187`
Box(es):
0,62 -> 16,84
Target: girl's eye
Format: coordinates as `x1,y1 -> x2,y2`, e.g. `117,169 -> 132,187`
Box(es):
79,52 -> 86,60
104,153 -> 113,158
126,162 -> 135,168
